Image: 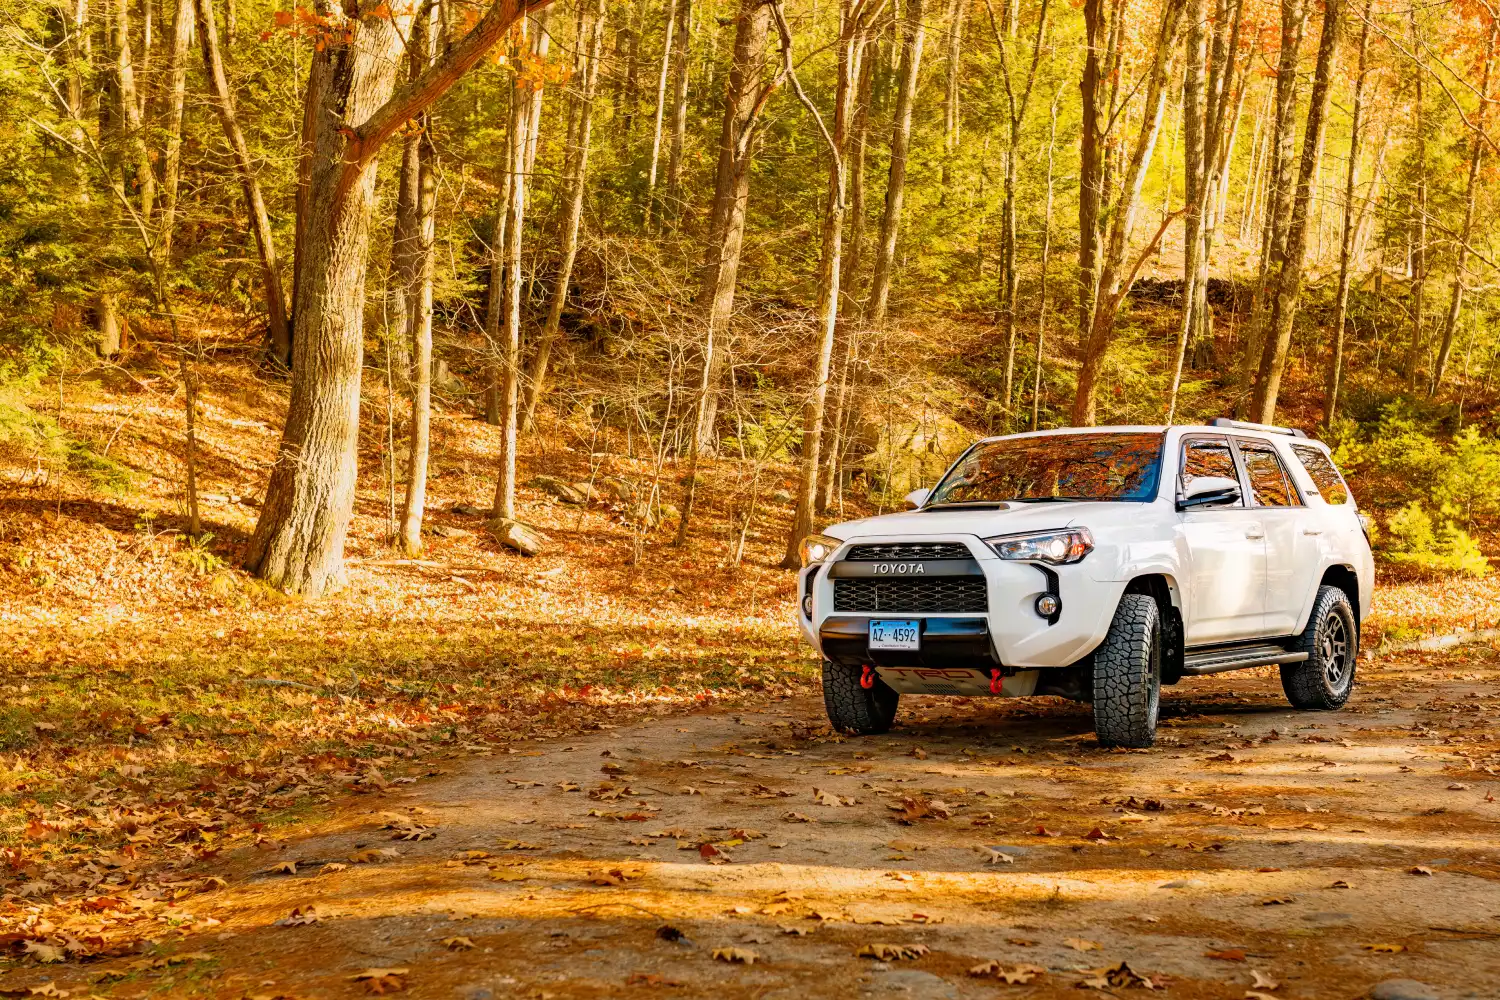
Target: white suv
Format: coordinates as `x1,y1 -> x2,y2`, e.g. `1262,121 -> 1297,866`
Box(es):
795,420 -> 1374,748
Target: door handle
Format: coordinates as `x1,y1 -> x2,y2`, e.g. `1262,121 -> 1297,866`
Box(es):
1302,528 -> 1323,536
1245,529 -> 1265,540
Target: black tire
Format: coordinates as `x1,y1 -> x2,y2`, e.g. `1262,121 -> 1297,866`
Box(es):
1281,585 -> 1358,710
1092,593 -> 1163,749
822,661 -> 899,735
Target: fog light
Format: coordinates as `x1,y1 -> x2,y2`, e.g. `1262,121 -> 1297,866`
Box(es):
1035,593 -> 1061,618
802,595 -> 813,617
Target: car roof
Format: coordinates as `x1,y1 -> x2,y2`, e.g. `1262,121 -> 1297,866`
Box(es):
973,425 -> 1329,448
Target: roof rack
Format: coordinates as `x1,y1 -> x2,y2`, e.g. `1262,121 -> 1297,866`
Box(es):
1207,417 -> 1308,438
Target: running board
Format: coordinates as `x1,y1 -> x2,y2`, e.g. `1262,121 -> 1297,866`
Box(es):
1181,644 -> 1308,676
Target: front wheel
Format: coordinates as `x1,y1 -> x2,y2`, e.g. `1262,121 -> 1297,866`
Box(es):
1092,593 -> 1163,748
822,661 -> 899,735
1281,585 -> 1358,710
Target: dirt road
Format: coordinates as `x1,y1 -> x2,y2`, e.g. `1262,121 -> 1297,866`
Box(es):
11,648 -> 1500,1000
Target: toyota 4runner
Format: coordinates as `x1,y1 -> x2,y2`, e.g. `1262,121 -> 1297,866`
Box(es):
795,419 -> 1374,748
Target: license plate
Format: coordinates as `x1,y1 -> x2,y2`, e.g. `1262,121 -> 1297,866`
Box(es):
869,619 -> 920,651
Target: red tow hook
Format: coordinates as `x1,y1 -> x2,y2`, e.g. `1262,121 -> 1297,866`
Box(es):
860,664 -> 876,690
990,668 -> 1004,695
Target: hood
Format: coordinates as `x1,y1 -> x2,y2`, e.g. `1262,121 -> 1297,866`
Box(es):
829,501 -> 1143,540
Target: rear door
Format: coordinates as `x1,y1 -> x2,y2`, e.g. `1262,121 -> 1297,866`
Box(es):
1233,436 -> 1320,636
1177,434 -> 1267,644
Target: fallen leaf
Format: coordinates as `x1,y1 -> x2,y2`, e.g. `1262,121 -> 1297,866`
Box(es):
655,925 -> 685,942
857,942 -> 929,961
982,848 -> 1015,865
1362,943 -> 1406,953
1329,879 -> 1353,889
276,906 -> 320,927
970,961 -> 1045,983
441,936 -> 475,951
1064,937 -> 1103,952
1205,949 -> 1247,962
1251,970 -> 1280,990
265,861 -> 298,875
1409,866 -> 1434,876
1031,825 -> 1060,837
349,969 -> 409,995
712,947 -> 758,964
1083,827 -> 1119,842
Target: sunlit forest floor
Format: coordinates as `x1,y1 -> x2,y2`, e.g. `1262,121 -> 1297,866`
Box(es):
1,329 -> 1499,996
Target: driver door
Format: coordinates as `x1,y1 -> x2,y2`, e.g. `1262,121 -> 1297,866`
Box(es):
1177,435 -> 1268,644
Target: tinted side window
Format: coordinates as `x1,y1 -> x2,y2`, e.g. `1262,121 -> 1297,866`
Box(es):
1236,440 -> 1298,507
1180,439 -> 1239,500
1291,444 -> 1350,504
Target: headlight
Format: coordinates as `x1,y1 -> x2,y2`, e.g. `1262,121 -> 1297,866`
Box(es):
799,533 -> 841,568
986,527 -> 1094,564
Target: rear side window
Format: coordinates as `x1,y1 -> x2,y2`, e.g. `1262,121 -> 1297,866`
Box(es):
1291,445 -> 1350,505
1235,439 -> 1299,507
1180,438 -> 1239,498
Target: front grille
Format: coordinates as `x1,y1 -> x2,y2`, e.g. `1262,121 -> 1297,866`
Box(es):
845,542 -> 972,561
834,577 -> 989,613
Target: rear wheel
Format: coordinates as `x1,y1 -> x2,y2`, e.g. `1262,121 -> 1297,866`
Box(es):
822,661 -> 899,735
1281,585 -> 1358,710
1092,593 -> 1162,748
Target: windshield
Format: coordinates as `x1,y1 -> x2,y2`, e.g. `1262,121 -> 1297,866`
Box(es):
927,431 -> 1165,504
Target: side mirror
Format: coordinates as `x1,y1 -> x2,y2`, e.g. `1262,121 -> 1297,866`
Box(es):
904,488 -> 930,509
1178,475 -> 1241,510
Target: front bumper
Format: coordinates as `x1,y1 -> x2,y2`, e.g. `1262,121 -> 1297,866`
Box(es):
796,535 -> 1122,670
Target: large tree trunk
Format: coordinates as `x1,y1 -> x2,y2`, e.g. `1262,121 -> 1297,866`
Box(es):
864,0 -> 924,327
782,0 -> 867,568
676,0 -> 773,542
1236,0 -> 1305,393
1322,0 -> 1373,426
113,0 -> 156,221
1430,18 -> 1495,395
397,5 -> 438,555
159,0 -> 193,260
1071,0 -> 1186,426
246,0 -> 552,595
522,0 -> 606,429
194,0 -> 292,365
1250,0 -> 1342,422
664,0 -> 692,218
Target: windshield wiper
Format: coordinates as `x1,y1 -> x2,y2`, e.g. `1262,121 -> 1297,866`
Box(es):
1006,496 -> 1093,503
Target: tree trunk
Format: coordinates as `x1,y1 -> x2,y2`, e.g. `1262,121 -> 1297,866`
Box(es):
523,0 -> 605,429
1322,0 -> 1373,426
1071,0 -> 1186,426
397,5 -> 438,556
492,66 -> 534,522
1430,18 -> 1494,395
244,6 -> 416,596
1077,0 -> 1107,348
664,0 -> 692,217
940,0 -> 964,193
782,0 -> 867,568
159,0 -> 193,260
113,0 -> 156,221
818,47 -> 876,512
1032,92 -> 1059,431
246,0 -> 552,595
1250,0 -> 1342,423
688,0 -> 772,455
677,0 -> 773,543
194,0 -> 292,365
1405,6 -> 1427,387
1236,0 -> 1305,392
865,0 -> 924,327
645,0 -> 675,223
96,292 -> 123,357
1166,0 -> 1206,423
